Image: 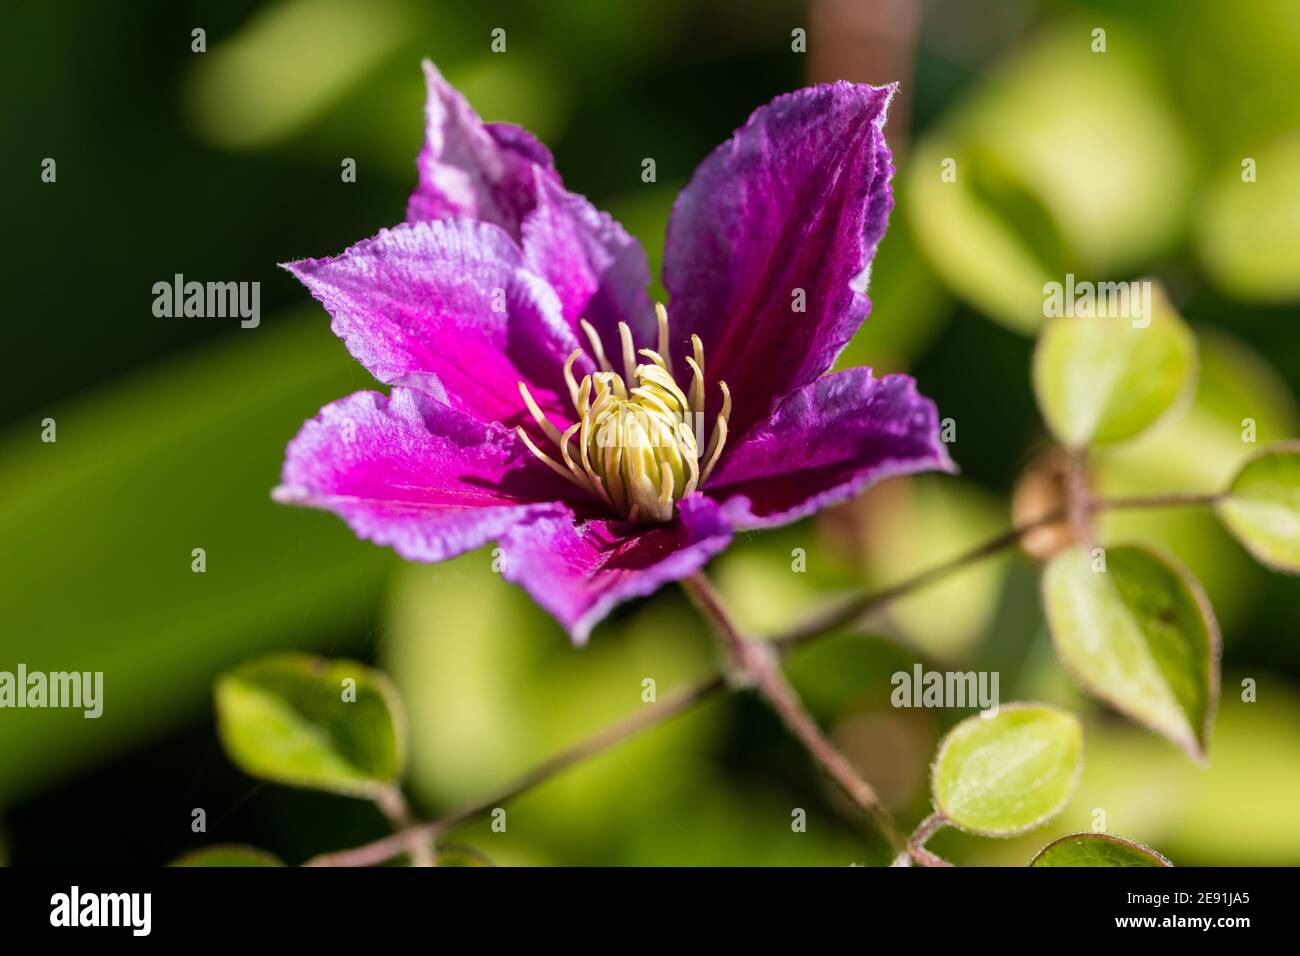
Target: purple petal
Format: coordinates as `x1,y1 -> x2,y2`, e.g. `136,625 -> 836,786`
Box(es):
406,60 -> 554,239
403,60 -> 653,367
274,388 -> 570,562
497,493 -> 743,645
283,218 -> 583,427
662,82 -> 897,440
521,170 -> 656,358
705,368 -> 953,529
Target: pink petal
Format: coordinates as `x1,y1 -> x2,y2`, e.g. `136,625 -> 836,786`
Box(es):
406,60 -> 554,239
663,82 -> 897,441
283,218 -> 581,427
706,368 -> 953,528
497,494 -> 744,644
275,388 -> 571,562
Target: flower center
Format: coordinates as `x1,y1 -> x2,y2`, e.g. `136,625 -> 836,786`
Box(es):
516,304 -> 731,524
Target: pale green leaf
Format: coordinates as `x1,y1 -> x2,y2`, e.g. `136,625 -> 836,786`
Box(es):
170,845 -> 285,867
0,311 -> 390,808
1033,284 -> 1196,448
1030,832 -> 1171,867
434,845 -> 496,867
215,653 -> 406,797
1043,545 -> 1219,759
1198,132 -> 1300,302
1093,328 -> 1298,626
1216,443 -> 1300,573
931,704 -> 1082,836
183,0 -> 406,150
907,23 -> 1189,334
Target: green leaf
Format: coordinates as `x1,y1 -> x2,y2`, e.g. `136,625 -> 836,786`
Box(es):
215,653 -> 406,797
1043,545 -> 1219,760
434,845 -> 496,867
182,0 -> 407,150
1030,833 -> 1171,867
1032,284 -> 1196,448
1198,132 -> 1300,302
931,704 -> 1083,836
170,845 -> 285,867
907,23 -> 1190,334
0,311 -> 392,808
1092,329 -> 1299,627
1216,442 -> 1300,573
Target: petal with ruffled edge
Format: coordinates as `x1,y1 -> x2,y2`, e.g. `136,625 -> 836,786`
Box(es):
662,82 -> 896,440
274,388 -> 573,563
283,218 -> 582,427
498,493 -> 744,645
406,60 -> 555,238
521,170 -> 656,358
406,62 -> 655,358
704,368 -> 953,529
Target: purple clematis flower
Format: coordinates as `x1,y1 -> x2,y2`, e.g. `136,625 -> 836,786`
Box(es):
275,61 -> 953,644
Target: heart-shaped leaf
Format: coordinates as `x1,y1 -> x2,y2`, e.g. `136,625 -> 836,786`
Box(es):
1043,545 -> 1219,760
1033,283 -> 1196,448
1216,442 -> 1300,573
170,845 -> 285,867
930,704 -> 1083,836
1030,832 -> 1171,867
215,653 -> 406,797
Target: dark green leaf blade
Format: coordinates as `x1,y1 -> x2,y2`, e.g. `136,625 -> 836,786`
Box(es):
1030,832 -> 1172,867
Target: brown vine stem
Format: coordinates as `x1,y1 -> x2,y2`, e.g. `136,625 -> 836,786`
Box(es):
304,673 -> 725,867
681,572 -> 907,854
373,785 -> 435,868
900,811 -> 952,868
1065,449 -> 1096,549
1092,491 -> 1223,511
771,505 -> 1069,652
303,489 -> 1222,867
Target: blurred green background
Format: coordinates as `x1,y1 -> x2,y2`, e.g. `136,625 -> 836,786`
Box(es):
2,0 -> 1298,866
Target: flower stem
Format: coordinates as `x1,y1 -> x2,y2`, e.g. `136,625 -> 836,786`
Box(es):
304,487 -> 1220,866
1092,491 -> 1223,511
305,673 -> 725,867
771,506 -> 1068,651
770,488 -> 1223,652
373,786 -> 435,867
1066,449 -> 1096,548
905,811 -> 952,867
681,572 -> 906,854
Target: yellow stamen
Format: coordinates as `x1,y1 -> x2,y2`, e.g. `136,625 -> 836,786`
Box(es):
516,303 -> 732,524
518,381 -> 563,447
562,349 -> 584,407
579,319 -> 612,373
618,321 -> 637,386
655,303 -> 672,376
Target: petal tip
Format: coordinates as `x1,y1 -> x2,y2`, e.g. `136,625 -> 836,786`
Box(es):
271,483 -> 309,505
